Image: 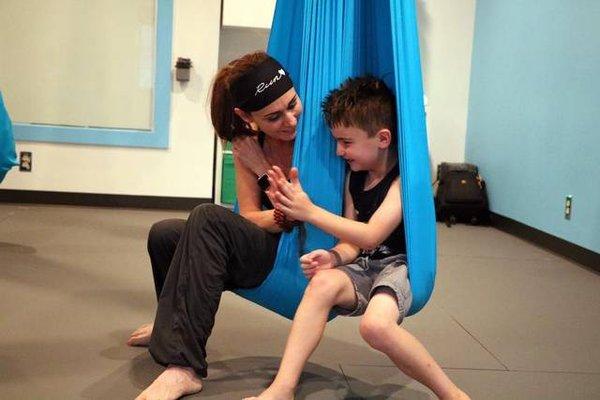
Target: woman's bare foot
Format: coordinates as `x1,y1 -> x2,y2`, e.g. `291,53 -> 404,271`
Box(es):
127,323 -> 153,347
135,365 -> 203,400
243,384 -> 294,400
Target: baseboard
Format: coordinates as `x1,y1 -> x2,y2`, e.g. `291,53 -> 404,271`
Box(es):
491,212 -> 599,272
0,189 -> 211,211
1,191 -> 596,271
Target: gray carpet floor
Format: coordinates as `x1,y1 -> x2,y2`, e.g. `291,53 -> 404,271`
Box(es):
1,203 -> 599,399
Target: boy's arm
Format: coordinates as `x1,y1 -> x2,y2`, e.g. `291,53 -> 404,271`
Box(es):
299,241 -> 359,279
235,156 -> 282,233
311,177 -> 402,250
328,242 -> 361,266
272,166 -> 402,250
327,178 -> 361,263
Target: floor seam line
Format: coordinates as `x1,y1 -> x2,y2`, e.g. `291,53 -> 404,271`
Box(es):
0,212 -> 16,224
447,313 -> 510,371
440,366 -> 600,375
338,363 -> 354,394
438,254 -> 558,263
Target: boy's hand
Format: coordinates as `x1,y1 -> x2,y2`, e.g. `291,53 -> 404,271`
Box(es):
265,172 -> 281,208
265,171 -> 298,230
299,249 -> 335,279
268,166 -> 315,222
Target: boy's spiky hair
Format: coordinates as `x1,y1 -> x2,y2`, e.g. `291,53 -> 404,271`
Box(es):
321,75 -> 397,143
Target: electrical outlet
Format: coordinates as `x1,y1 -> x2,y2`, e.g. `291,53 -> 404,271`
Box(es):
19,151 -> 32,172
564,195 -> 572,219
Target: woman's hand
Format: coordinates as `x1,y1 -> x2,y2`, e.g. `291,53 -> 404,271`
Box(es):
268,166 -> 315,222
232,136 -> 270,177
299,249 -> 336,279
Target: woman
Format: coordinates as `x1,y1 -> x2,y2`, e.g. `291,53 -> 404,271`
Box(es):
130,51 -> 303,400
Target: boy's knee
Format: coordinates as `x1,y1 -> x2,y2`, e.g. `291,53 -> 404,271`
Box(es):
359,315 -> 395,351
305,271 -> 345,303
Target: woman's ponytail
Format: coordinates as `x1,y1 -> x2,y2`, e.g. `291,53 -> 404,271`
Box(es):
210,51 -> 269,141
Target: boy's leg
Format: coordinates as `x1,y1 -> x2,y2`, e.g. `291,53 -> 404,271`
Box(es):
360,290 -> 469,400
244,269 -> 356,400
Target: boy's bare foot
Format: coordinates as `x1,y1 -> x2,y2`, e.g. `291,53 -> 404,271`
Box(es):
243,385 -> 294,400
127,323 -> 153,347
456,390 -> 471,400
445,389 -> 471,400
135,365 -> 203,400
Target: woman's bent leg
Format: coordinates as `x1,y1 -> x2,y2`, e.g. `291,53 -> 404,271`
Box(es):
128,219 -> 186,347
148,218 -> 186,299
149,204 -> 279,378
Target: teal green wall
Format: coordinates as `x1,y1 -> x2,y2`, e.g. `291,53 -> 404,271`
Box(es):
466,0 -> 599,252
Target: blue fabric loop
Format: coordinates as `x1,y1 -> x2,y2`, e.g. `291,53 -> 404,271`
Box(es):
234,0 -> 436,319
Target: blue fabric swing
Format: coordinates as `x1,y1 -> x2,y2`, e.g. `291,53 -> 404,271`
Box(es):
234,0 -> 436,319
0,92 -> 18,183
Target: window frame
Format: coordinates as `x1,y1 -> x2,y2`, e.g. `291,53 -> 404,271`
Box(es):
12,0 -> 173,149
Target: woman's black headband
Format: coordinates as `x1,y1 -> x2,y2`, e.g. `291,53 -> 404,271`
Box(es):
231,56 -> 294,112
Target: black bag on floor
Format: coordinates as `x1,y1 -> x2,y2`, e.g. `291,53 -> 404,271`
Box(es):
435,162 -> 490,226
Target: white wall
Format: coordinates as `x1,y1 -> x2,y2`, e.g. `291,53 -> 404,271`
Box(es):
418,0 -> 477,174
3,0 -> 475,199
222,0 -> 276,29
3,0 -> 221,198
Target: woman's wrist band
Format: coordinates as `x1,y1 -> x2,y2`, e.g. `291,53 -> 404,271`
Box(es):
274,209 -> 293,232
257,173 -> 270,191
274,209 -> 301,232
328,249 -> 342,267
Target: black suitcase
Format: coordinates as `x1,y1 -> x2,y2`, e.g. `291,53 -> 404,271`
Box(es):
435,162 -> 490,227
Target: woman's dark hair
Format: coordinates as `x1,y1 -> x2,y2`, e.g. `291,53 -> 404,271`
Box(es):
210,51 -> 270,141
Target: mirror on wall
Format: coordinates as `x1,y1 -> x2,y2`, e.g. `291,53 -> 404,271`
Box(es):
0,0 -> 156,131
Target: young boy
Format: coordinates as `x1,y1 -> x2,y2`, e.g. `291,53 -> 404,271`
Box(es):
245,76 -> 470,400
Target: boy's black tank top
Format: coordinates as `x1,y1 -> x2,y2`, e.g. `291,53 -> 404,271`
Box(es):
348,163 -> 406,259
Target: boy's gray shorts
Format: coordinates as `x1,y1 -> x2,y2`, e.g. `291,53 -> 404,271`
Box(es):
333,254 -> 412,323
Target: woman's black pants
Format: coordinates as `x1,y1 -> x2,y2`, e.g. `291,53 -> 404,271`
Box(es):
147,204 -> 279,377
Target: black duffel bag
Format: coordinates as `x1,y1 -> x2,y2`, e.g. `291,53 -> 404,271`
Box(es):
435,162 -> 490,226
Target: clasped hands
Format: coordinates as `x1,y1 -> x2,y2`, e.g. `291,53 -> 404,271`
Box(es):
265,166 -> 313,222
266,166 -> 335,279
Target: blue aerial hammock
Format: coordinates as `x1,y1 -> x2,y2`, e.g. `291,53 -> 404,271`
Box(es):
234,0 -> 436,319
0,92 -> 18,183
